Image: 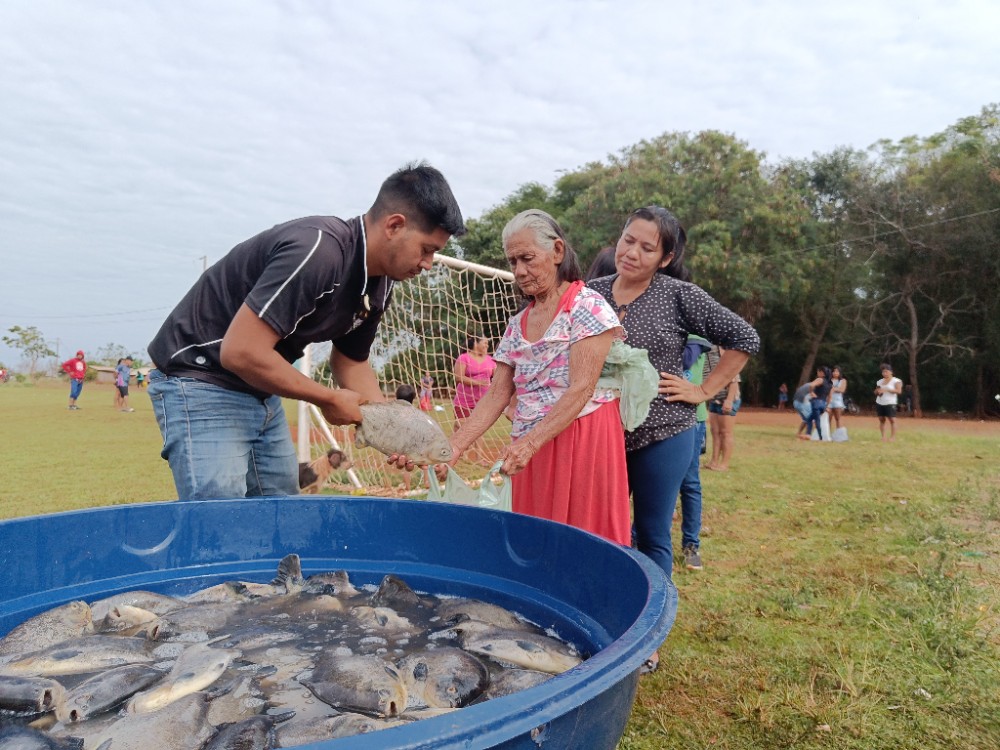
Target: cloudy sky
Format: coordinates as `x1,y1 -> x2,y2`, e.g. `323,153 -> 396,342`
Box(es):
1,0 -> 997,369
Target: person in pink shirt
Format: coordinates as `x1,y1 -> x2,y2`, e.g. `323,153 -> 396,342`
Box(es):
452,335 -> 496,464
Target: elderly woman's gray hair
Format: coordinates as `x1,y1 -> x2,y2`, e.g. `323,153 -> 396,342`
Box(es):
501,209 -> 582,285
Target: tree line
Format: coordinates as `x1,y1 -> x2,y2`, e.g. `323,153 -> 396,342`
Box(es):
452,104 -> 1000,417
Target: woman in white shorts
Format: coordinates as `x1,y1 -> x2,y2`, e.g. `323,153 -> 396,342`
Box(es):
828,366 -> 848,430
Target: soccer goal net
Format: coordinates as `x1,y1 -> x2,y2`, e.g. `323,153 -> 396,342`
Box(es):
300,254 -> 520,496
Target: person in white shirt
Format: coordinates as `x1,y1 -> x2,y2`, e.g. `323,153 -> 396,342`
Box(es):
874,363 -> 903,442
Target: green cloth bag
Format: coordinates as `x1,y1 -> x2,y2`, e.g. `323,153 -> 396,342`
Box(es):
596,339 -> 659,431
426,460 -> 512,512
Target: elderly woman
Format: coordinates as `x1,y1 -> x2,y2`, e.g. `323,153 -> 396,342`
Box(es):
447,209 -> 630,545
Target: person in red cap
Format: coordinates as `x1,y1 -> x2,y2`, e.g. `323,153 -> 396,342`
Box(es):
61,350 -> 88,409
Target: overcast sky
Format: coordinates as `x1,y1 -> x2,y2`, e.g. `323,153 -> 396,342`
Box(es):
1,0 -> 997,369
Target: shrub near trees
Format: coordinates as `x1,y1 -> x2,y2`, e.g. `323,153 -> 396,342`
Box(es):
451,104 -> 1000,417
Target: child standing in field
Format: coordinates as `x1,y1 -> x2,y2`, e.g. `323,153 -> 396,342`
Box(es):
875,363 -> 903,442
419,373 -> 434,411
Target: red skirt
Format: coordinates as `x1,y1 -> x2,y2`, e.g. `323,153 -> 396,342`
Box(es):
512,400 -> 630,546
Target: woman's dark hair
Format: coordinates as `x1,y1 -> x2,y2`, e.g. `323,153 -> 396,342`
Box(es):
502,209 -> 583,288
585,247 -> 617,281
465,334 -> 485,351
623,206 -> 688,279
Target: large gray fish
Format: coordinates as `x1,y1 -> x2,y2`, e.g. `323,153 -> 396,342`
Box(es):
89,592 -> 185,622
0,637 -> 156,677
185,555 -> 305,606
274,712 -> 407,745
355,401 -> 453,465
481,668 -> 552,700
349,606 -> 418,638
435,598 -> 537,632
303,653 -> 407,718
55,664 -> 165,723
303,571 -> 358,598
0,724 -> 83,749
396,647 -> 490,709
95,605 -> 159,637
0,675 -> 65,717
127,642 -> 239,714
440,621 -> 582,674
203,715 -> 278,750
370,575 -> 429,610
0,602 -> 93,660
89,692 -> 215,750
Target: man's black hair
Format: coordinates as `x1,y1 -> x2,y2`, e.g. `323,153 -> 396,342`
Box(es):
369,162 -> 466,237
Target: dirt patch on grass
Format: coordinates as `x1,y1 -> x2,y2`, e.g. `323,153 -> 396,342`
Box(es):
737,407 -> 1000,436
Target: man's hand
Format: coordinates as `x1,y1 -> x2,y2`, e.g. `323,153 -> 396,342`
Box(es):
320,389 -> 364,426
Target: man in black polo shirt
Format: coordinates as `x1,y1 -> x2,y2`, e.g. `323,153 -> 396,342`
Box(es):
147,162 -> 465,500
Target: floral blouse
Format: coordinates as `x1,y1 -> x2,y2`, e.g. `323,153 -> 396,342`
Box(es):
494,283 -> 622,439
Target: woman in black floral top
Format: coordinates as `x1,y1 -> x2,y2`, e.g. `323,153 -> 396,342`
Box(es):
588,207 -> 760,582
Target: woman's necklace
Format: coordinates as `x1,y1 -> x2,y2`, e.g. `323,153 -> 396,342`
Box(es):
610,279 -> 649,322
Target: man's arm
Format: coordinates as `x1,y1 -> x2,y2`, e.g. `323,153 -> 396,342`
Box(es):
219,304 -> 363,424
329,349 -> 386,403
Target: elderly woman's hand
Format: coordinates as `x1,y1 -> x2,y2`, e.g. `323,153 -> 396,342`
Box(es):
659,371 -> 709,404
500,435 -> 539,476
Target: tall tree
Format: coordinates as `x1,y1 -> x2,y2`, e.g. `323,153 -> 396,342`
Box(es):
2,326 -> 55,376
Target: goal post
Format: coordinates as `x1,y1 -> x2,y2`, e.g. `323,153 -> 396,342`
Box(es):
298,254 -> 519,495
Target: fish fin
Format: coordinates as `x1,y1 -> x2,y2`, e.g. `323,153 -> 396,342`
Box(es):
272,554 -> 304,591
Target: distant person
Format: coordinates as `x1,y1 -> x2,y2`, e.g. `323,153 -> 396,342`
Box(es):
584,246 -> 617,281
418,373 -> 434,411
136,370 -> 146,389
902,383 -> 914,415
777,382 -> 788,410
875,363 -> 903,441
805,366 -> 832,440
828,366 -> 847,431
0,367 -> 7,383
61,350 -> 87,410
792,382 -> 813,440
116,356 -> 135,412
677,335 -> 712,571
452,335 -> 496,465
146,162 -> 466,500
705,346 -> 743,471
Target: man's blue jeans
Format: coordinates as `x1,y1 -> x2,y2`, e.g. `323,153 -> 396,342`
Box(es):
627,427 -> 696,580
806,399 -> 827,440
147,370 -> 299,500
679,420 -> 706,550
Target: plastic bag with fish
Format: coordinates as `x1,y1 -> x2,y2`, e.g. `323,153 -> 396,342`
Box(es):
355,400 -> 453,465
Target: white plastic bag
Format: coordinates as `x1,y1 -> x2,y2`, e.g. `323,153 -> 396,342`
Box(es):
832,426 -> 849,442
596,339 -> 659,431
426,461 -> 512,512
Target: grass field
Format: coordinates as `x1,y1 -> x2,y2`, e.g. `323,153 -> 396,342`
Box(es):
2,380 -> 998,748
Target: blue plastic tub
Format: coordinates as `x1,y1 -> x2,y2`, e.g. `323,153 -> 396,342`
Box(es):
0,497 -> 677,749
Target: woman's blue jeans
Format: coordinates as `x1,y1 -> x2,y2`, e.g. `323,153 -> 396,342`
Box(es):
627,427 -> 697,580
679,420 -> 706,550
806,400 -> 827,440
147,370 -> 299,500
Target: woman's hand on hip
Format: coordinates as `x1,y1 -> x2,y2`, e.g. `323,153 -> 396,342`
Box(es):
660,372 -> 708,404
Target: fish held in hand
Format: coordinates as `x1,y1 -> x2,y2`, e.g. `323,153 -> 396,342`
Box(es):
355,400 -> 453,465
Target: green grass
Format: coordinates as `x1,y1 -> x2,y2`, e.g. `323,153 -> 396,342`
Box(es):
2,381 -> 999,748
